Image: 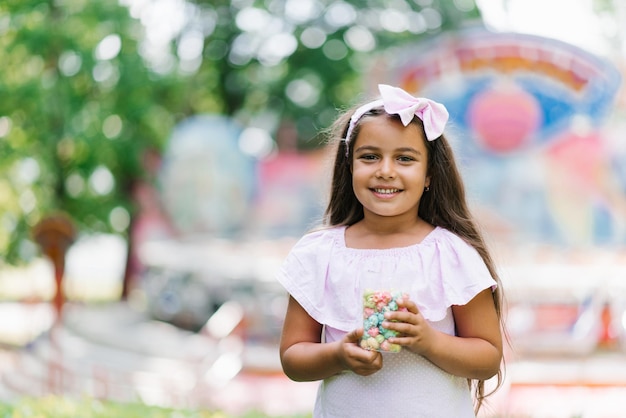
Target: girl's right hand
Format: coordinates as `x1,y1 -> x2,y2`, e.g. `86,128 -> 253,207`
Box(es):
338,328 -> 383,376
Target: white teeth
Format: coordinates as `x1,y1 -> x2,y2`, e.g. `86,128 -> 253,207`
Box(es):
374,188 -> 399,194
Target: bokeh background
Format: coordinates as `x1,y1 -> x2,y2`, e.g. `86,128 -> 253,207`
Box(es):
1,0 -> 626,417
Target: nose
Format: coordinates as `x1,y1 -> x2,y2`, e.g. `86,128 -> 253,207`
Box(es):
376,157 -> 396,179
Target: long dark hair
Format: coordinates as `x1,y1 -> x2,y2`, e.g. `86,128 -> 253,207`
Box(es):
323,102 -> 505,412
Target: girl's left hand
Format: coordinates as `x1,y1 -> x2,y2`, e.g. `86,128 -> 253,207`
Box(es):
382,297 -> 435,355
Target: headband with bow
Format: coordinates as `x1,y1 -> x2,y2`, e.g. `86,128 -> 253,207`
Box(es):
342,84 -> 449,155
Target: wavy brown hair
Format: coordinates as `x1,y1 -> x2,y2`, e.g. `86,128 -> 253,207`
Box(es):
323,103 -> 505,412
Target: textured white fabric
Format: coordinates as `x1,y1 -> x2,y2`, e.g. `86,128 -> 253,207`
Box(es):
276,226 -> 496,417
316,320 -> 475,418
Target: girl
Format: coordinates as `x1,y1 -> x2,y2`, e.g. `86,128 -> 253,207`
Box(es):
277,84 -> 505,417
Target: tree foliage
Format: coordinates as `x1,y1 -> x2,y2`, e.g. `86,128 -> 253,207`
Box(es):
0,0 -> 481,265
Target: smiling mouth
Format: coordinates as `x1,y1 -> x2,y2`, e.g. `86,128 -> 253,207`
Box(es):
372,188 -> 401,194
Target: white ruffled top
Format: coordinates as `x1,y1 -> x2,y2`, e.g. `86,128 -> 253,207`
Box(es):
276,225 -> 497,417
277,225 -> 496,332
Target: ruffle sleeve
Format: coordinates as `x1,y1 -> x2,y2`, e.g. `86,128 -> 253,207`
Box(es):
275,227 -> 359,331
413,229 -> 497,322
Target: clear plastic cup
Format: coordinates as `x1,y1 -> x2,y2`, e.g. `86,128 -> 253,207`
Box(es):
359,287 -> 406,353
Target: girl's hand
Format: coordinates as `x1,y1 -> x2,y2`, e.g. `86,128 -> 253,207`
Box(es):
382,298 -> 435,355
380,290 -> 502,381
338,328 -> 383,376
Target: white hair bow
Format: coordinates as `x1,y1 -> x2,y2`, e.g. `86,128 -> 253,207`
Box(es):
343,84 -> 449,155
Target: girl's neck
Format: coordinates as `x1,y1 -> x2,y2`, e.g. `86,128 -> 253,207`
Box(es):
346,216 -> 434,249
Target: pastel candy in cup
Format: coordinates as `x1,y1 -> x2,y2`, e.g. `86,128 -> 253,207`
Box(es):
359,289 -> 406,353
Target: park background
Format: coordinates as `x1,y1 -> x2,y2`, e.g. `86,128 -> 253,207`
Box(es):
1,0 -> 626,417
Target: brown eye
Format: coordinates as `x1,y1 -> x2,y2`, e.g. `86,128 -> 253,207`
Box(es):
361,154 -> 377,160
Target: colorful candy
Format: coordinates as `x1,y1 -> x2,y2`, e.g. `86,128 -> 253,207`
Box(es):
359,289 -> 407,353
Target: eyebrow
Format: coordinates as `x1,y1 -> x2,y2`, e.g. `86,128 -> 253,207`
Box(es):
354,145 -> 423,155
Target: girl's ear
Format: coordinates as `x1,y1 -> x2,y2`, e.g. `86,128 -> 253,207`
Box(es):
425,175 -> 431,189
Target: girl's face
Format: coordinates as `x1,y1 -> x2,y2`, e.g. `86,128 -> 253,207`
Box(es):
351,116 -> 430,222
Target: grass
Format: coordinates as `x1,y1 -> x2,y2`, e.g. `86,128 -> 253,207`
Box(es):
0,396 -> 312,418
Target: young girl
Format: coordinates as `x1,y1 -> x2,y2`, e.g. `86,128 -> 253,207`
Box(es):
277,84 -> 504,417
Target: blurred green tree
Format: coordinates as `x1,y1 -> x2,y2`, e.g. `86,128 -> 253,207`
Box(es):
0,0 -> 196,266
0,0 -> 481,269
